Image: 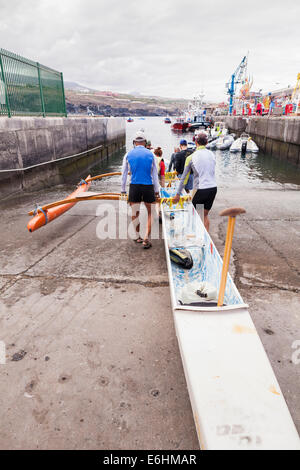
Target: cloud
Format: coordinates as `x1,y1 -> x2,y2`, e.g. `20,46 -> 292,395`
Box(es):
0,0 -> 299,101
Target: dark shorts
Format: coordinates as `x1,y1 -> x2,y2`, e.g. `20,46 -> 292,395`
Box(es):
128,184 -> 156,203
192,187 -> 217,211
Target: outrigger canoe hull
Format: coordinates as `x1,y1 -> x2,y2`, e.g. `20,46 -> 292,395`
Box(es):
161,188 -> 300,450
27,177 -> 91,232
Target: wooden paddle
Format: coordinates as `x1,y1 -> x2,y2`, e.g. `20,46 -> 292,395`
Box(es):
217,207 -> 246,307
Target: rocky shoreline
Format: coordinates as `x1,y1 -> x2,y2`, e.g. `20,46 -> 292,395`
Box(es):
65,88 -> 187,117
66,102 -> 181,117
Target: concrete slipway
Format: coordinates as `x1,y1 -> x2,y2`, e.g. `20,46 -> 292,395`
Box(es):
0,180 -> 299,449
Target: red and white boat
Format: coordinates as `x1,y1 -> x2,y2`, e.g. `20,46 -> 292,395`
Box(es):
171,117 -> 189,132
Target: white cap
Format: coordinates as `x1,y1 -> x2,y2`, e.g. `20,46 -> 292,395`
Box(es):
133,130 -> 146,142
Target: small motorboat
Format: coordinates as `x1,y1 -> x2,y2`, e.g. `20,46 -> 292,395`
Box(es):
216,134 -> 235,150
211,122 -> 228,139
187,118 -> 211,132
230,133 -> 259,153
206,138 -> 218,150
164,117 -> 171,124
127,117 -> 134,122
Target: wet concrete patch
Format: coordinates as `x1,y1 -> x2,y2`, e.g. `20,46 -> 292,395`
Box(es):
214,187 -> 300,222
0,278 -> 198,449
0,277 -> 71,309
253,220 -> 300,277
241,288 -> 300,432
26,216 -> 168,284
227,219 -> 300,291
0,214 -> 94,275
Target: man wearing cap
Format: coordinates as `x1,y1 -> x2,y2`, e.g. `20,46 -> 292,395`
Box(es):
146,140 -> 153,151
174,139 -> 193,193
121,131 -> 160,249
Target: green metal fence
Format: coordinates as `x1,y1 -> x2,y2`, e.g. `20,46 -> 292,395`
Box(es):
0,48 -> 67,117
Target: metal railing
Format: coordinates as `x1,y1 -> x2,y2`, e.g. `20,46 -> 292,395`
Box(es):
0,48 -> 67,117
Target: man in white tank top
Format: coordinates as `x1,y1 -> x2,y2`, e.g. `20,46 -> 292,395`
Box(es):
173,132 -> 217,232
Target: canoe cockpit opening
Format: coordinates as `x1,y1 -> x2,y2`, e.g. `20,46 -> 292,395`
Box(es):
161,187 -> 245,311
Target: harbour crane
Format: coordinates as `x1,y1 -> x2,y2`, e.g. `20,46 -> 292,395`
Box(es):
226,55 -> 248,115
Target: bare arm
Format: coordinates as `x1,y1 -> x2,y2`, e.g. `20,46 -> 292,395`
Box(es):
151,158 -> 160,193
176,159 -> 192,195
121,154 -> 129,192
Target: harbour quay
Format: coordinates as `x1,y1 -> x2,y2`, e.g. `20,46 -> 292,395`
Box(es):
0,116 -> 125,198
225,116 -> 300,166
0,167 -> 299,449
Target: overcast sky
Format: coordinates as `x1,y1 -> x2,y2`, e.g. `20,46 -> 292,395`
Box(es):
0,0 -> 299,101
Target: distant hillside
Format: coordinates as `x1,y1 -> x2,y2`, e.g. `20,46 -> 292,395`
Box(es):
64,81 -> 96,92
64,82 -> 189,117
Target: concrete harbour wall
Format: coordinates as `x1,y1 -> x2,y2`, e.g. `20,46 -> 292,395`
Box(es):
225,116 -> 300,166
0,117 -> 126,198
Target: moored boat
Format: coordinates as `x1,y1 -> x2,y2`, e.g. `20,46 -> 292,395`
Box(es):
230,132 -> 259,153
211,121 -> 228,139
215,134 -> 235,150
171,117 -> 189,132
160,182 -> 300,450
206,137 -> 218,150
188,118 -> 211,132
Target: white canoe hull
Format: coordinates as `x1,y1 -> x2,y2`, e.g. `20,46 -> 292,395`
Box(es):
161,187 -> 300,450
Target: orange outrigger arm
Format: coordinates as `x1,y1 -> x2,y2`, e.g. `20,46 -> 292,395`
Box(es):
27,172 -> 189,233
85,172 -> 122,182
27,172 -> 123,232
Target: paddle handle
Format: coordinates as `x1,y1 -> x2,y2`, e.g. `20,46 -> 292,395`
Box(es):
217,216 -> 236,307
217,207 -> 246,307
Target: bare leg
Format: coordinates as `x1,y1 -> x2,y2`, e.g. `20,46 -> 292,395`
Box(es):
130,202 -> 141,238
144,202 -> 154,241
204,209 -> 210,232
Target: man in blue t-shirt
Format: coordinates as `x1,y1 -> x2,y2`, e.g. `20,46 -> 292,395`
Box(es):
121,131 -> 159,249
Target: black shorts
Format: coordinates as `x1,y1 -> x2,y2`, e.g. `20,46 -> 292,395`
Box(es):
128,184 -> 156,203
192,187 -> 217,211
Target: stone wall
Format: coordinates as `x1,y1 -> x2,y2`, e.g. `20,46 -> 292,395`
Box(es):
0,117 -> 125,197
225,116 -> 300,166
